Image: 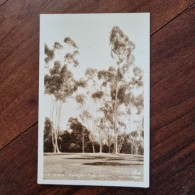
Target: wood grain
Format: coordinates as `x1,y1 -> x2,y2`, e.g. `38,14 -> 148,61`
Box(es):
0,0 -> 7,7
0,121 -> 193,194
0,0 -> 194,149
0,2 -> 194,194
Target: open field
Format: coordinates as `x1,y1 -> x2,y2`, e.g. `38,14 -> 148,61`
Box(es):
44,153 -> 144,181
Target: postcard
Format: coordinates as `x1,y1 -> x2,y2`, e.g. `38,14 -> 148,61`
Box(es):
38,13 -> 150,187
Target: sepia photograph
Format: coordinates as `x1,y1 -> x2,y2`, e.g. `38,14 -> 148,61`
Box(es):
38,13 -> 150,187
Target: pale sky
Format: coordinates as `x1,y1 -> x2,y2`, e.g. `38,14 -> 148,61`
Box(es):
40,13 -> 149,133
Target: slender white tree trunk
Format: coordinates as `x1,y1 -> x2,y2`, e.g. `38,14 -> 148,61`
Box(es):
92,142 -> 95,153
114,77 -> 119,154
82,131 -> 85,153
51,100 -> 61,153
100,142 -> 102,153
99,131 -> 102,153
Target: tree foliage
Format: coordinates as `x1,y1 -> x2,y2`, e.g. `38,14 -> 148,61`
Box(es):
64,37 -> 78,48
43,26 -> 144,155
45,63 -> 77,101
44,117 -> 53,152
85,68 -> 98,80
67,117 -> 90,152
110,26 -> 135,65
45,44 -> 54,63
91,91 -> 103,99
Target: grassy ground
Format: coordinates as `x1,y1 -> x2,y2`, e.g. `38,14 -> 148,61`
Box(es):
44,153 -> 144,181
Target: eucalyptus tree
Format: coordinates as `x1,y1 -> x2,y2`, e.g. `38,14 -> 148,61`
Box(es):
109,26 -> 135,154
98,101 -> 113,153
122,65 -> 144,154
127,66 -> 144,116
44,37 -> 79,153
117,121 -> 126,153
75,94 -> 90,153
84,68 -> 101,149
133,117 -> 144,154
81,110 -> 94,152
98,69 -> 115,94
91,91 -> 104,152
98,67 -> 129,153
98,68 -> 117,152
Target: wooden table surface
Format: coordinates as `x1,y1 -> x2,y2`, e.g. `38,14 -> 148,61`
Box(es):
0,0 -> 194,194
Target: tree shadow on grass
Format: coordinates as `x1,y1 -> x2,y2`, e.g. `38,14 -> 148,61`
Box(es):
63,157 -> 107,160
44,153 -> 75,156
62,156 -> 144,161
107,158 -> 143,162
83,162 -> 143,166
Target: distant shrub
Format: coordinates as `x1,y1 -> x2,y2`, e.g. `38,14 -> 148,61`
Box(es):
69,143 -> 80,152
138,145 -> 144,155
102,144 -> 109,153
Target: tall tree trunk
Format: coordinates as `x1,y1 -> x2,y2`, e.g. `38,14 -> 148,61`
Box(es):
99,139 -> 102,153
82,130 -> 85,153
99,118 -> 104,153
51,100 -> 55,152
50,100 -> 61,153
92,105 -> 96,153
51,127 -> 55,151
92,142 -> 95,153
55,101 -> 61,153
115,134 -> 118,154
108,128 -> 110,153
53,131 -> 57,153
54,128 -> 60,153
56,140 -> 60,153
114,75 -> 119,154
53,142 -> 57,153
